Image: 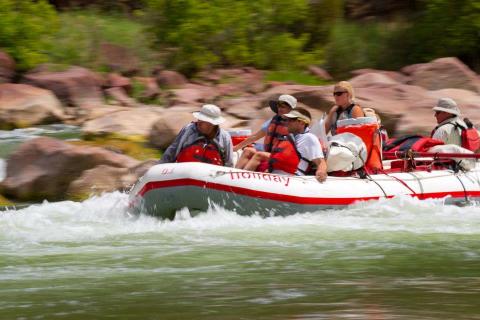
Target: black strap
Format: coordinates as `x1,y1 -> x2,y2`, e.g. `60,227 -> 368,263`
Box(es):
287,134 -> 317,175
335,103 -> 355,122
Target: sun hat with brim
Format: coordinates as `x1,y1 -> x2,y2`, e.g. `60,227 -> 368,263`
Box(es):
283,110 -> 311,124
432,98 -> 460,116
192,104 -> 225,125
269,94 -> 297,113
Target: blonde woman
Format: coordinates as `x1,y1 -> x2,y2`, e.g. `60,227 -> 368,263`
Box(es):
324,81 -> 364,135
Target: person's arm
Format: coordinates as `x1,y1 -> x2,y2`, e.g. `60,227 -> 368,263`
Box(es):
312,158 -> 327,182
159,126 -> 188,163
324,105 -> 338,135
351,105 -> 364,118
233,129 -> 265,152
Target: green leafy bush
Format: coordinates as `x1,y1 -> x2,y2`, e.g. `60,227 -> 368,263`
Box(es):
145,0 -> 339,74
0,0 -> 59,70
398,0 -> 480,69
45,10 -> 157,74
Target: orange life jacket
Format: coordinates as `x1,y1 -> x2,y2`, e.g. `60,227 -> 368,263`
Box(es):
263,115 -> 289,153
176,138 -> 225,166
268,135 -> 316,175
336,122 -> 383,173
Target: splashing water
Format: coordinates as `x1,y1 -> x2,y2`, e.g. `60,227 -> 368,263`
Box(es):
1,193 -> 480,319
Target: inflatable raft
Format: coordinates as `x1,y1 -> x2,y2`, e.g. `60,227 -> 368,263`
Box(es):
128,160 -> 480,219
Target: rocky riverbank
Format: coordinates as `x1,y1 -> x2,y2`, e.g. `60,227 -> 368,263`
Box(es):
0,50 -> 479,203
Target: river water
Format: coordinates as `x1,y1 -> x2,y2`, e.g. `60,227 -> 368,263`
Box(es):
1,194 -> 480,320
1,126 -> 480,319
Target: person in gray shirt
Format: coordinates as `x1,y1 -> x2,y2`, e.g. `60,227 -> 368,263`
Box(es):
159,104 -> 234,167
431,98 -> 466,146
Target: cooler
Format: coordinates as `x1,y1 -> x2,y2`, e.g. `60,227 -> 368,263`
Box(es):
228,129 -> 252,146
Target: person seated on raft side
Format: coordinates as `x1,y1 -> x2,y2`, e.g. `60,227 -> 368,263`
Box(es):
324,81 -> 364,135
431,97 -> 468,147
269,107 -> 327,182
159,104 -> 234,167
234,94 -> 297,171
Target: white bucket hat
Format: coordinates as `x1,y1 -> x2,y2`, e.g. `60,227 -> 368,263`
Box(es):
192,104 -> 225,125
283,109 -> 311,124
269,94 -> 297,113
432,98 -> 460,116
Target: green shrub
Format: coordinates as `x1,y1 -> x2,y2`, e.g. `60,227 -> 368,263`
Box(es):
324,21 -> 400,77
144,0 -> 336,74
0,0 -> 59,70
45,10 -> 157,74
398,0 -> 480,69
265,70 -> 331,85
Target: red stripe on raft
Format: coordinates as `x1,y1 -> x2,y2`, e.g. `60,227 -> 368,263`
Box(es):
137,179 -> 480,206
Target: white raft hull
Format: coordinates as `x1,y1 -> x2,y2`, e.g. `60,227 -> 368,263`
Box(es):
128,162 -> 480,219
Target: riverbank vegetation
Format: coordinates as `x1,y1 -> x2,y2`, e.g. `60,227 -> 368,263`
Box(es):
1,0 -> 479,78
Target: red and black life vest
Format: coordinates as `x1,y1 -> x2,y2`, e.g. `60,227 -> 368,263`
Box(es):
383,135 -> 444,159
176,138 -> 225,166
268,134 -> 316,175
431,118 -> 480,152
263,115 -> 289,153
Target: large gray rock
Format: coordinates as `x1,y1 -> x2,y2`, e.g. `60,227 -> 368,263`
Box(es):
1,137 -> 139,201
22,66 -> 104,108
0,83 -> 65,129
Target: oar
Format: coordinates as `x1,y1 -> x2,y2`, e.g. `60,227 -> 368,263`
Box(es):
383,151 -> 480,160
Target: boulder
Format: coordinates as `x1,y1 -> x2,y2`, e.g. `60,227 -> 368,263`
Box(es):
21,66 -> 104,108
99,43 -> 140,76
0,51 -> 15,83
167,83 -> 220,106
260,84 -> 334,111
0,137 -> 139,201
195,67 -> 265,94
155,70 -> 187,88
132,76 -> 160,101
148,111 -> 194,149
402,57 -> 480,93
104,87 -> 138,108
67,159 -> 156,200
0,83 -> 65,129
82,106 -> 164,138
308,66 -> 333,80
106,73 -> 132,93
350,70 -> 409,85
220,97 -> 263,120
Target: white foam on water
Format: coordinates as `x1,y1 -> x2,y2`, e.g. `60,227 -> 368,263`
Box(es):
0,159 -> 5,181
1,193 -> 480,247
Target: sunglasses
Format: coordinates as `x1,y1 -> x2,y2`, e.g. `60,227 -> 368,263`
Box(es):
333,91 -> 347,96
